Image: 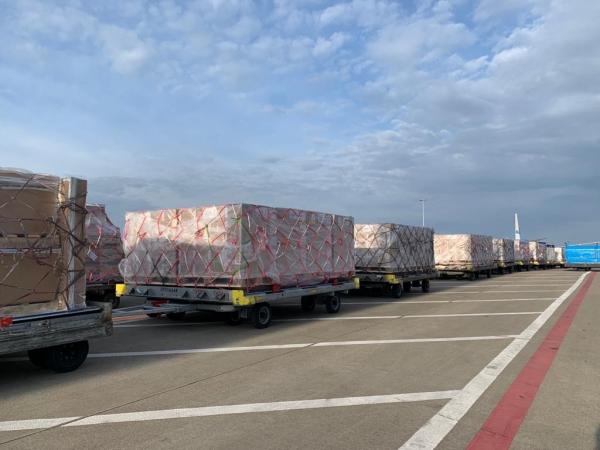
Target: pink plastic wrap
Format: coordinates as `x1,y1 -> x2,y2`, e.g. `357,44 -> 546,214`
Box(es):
86,204 -> 124,284
434,234 -> 494,270
119,204 -> 354,289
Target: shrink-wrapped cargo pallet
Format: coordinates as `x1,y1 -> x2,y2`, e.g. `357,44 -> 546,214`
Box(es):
120,204 -> 355,290
515,240 -> 532,263
493,238 -> 515,265
434,234 -> 494,271
546,245 -> 557,265
86,204 -> 124,284
529,241 -> 547,264
555,247 -> 564,264
0,169 -> 87,316
354,224 -> 434,273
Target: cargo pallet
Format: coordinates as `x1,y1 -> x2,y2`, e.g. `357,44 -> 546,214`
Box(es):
114,279 -> 359,329
0,303 -> 112,372
356,271 -> 436,299
438,265 -> 496,281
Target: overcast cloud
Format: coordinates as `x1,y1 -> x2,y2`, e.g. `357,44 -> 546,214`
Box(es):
0,0 -> 598,243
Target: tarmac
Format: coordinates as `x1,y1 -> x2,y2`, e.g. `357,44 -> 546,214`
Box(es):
0,268 -> 598,449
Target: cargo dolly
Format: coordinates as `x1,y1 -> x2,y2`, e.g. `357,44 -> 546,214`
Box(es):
438,264 -> 496,281
0,303 -> 112,373
356,271 -> 436,298
114,279 -> 359,329
495,261 -> 515,275
86,279 -> 122,309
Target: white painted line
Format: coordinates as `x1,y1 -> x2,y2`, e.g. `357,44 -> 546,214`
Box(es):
85,335 -> 517,359
430,290 -> 564,294
431,284 -> 571,288
273,316 -> 402,322
404,312 -> 541,318
345,298 -> 554,305
399,272 -> 589,450
0,390 -> 459,432
313,335 -> 518,348
116,322 -> 215,328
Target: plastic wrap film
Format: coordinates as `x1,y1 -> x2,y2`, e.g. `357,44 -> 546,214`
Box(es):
492,238 -> 515,264
529,241 -> 547,264
0,169 -> 87,316
354,224 -> 434,273
515,239 -> 532,263
119,204 -> 355,289
86,204 -> 124,285
555,247 -> 564,263
434,234 -> 494,270
545,245 -> 557,264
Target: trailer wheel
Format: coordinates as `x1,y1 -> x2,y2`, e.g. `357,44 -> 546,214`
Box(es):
421,279 -> 430,293
226,311 -> 242,326
301,296 -> 316,312
486,270 -> 492,278
147,313 -> 161,318
28,349 -> 48,369
402,282 -> 412,293
325,295 -> 342,313
468,272 -> 476,281
390,284 -> 403,298
251,303 -> 272,329
45,341 -> 89,373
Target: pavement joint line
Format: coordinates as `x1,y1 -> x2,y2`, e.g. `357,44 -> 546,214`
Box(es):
0,390 -> 461,432
345,298 -> 554,305
399,271 -> 590,450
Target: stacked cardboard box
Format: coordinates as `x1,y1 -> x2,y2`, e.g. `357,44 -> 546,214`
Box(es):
434,234 -> 494,270
515,240 -> 532,263
0,169 -> 87,316
493,238 -> 515,264
529,241 -> 547,264
86,204 -> 124,284
119,204 -> 354,289
354,224 -> 434,273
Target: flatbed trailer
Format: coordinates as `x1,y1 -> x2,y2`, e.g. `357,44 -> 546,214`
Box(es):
0,303 -> 112,372
114,279 -> 359,329
356,271 -> 436,298
438,264 -> 496,281
514,261 -> 531,271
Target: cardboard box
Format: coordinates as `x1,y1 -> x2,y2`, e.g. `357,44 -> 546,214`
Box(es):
120,204 -> 355,289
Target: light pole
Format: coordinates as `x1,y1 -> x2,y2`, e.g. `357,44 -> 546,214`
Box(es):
419,199 -> 425,227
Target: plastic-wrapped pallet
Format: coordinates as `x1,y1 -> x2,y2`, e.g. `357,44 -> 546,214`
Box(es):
493,238 -> 515,264
86,204 -> 125,284
0,169 -> 87,316
119,204 -> 355,289
515,240 -> 532,263
546,244 -> 557,264
354,224 -> 434,273
529,241 -> 547,264
555,247 -> 564,264
434,234 -> 494,270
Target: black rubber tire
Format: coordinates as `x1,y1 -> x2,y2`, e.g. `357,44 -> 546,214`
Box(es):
45,341 -> 89,373
226,311 -> 242,326
390,284 -> 403,298
251,303 -> 272,329
325,295 -> 342,313
421,279 -> 430,293
301,296 -> 317,312
402,282 -> 412,293
469,272 -> 476,281
147,313 -> 161,318
166,312 -> 186,321
28,348 -> 48,369
486,270 -> 492,278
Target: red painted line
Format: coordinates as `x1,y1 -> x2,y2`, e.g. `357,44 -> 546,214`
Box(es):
467,273 -> 596,450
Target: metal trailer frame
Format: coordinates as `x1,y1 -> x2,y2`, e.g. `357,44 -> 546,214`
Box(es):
565,263 -> 600,271
86,280 -> 123,309
0,303 -> 112,372
356,271 -> 437,299
437,264 -> 497,281
514,260 -> 532,271
494,261 -> 515,274
114,279 -> 359,329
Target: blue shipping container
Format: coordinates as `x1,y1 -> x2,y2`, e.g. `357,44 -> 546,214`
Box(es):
565,242 -> 600,268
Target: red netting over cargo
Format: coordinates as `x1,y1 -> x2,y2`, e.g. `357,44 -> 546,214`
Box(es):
119,204 -> 354,290
434,234 -> 494,270
0,169 -> 88,316
86,204 -> 124,284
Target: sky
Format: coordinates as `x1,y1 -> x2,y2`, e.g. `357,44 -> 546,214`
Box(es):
0,0 -> 598,244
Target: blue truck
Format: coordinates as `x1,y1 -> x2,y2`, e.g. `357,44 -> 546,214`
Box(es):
565,242 -> 600,270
